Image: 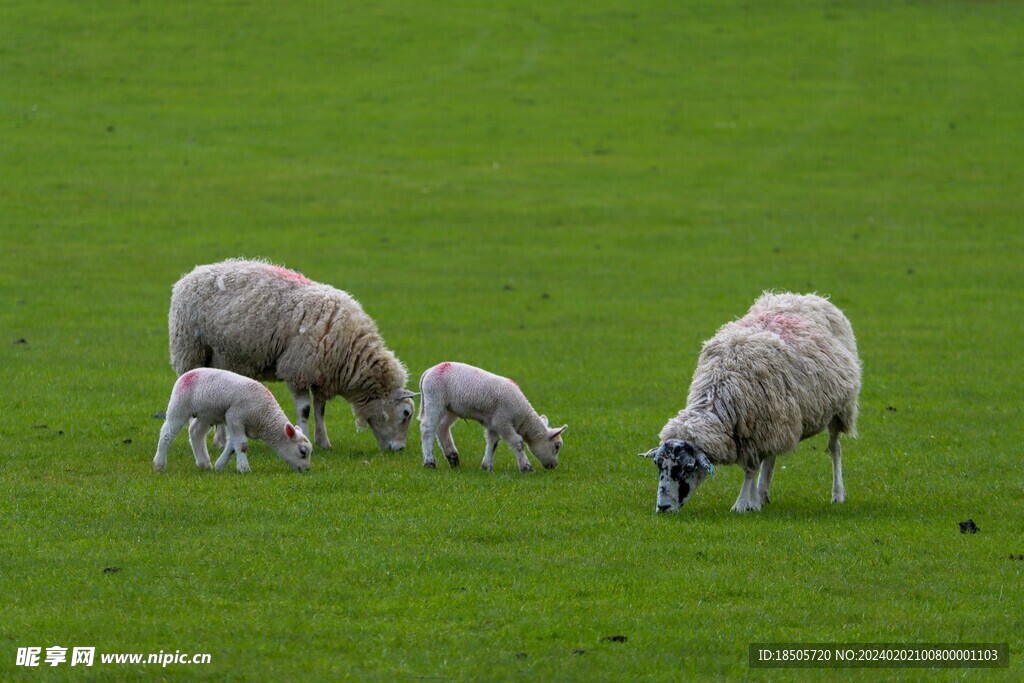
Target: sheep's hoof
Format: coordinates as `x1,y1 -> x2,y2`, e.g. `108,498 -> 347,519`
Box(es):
481,463 -> 493,472
195,461 -> 212,470
445,452 -> 460,468
153,462 -> 164,472
423,460 -> 437,469
236,465 -> 251,474
731,500 -> 761,513
519,463 -> 534,473
316,437 -> 332,450
832,492 -> 846,503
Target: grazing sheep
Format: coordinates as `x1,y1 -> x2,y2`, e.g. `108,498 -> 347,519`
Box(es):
153,368 -> 312,473
169,259 -> 418,453
418,362 -> 567,472
640,292 -> 861,513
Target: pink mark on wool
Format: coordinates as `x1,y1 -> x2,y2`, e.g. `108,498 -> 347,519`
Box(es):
268,265 -> 311,285
434,362 -> 453,377
260,384 -> 274,398
744,312 -> 803,342
508,377 -> 520,389
176,370 -> 201,393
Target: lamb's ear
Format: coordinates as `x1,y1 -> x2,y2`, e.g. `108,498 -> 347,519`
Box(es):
547,425 -> 567,439
540,414 -> 549,427
285,424 -> 296,439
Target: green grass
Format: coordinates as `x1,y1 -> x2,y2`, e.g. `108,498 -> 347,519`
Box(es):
2,0 -> 1022,679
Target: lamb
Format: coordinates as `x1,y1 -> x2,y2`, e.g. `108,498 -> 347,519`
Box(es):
153,368 -> 312,473
168,259 -> 418,453
640,292 -> 861,513
418,362 -> 568,472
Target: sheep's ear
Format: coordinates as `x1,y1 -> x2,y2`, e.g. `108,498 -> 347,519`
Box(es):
354,414 -> 368,430
697,453 -> 714,475
540,414 -> 549,426
547,425 -> 567,439
395,389 -> 419,401
639,446 -> 659,459
285,424 -> 296,439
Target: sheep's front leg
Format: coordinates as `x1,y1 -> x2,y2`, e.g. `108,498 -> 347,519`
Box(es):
731,467 -> 761,512
480,429 -> 500,472
288,383 -> 312,442
153,415 -> 188,472
500,426 -> 533,472
757,455 -> 777,505
828,427 -> 845,503
312,392 -> 332,450
188,419 -> 213,469
436,412 -> 460,467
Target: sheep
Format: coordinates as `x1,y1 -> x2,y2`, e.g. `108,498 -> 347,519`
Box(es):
640,292 -> 861,513
153,368 -> 312,473
418,362 -> 568,472
168,259 -> 418,453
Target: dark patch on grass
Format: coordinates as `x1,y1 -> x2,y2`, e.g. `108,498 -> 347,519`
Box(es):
57,430 -> 64,435
886,406 -> 897,412
959,519 -> 979,534
772,246 -> 781,254
592,148 -> 610,155
106,125 -> 115,133
874,538 -> 881,545
602,635 -> 628,643
33,424 -> 48,429
1009,554 -> 1023,561
152,411 -> 166,419
515,652 -> 528,659
103,567 -> 121,574
572,649 -> 586,656
907,267 -> 915,275
123,438 -> 133,445
502,284 -> 514,291
13,338 -> 27,345
541,292 -> 550,299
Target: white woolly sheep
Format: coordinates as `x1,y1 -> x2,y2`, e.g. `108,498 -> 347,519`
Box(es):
169,259 -> 418,453
153,368 -> 312,473
418,362 -> 568,472
641,292 -> 861,513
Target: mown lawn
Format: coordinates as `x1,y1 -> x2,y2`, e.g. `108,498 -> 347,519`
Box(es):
1,1 -> 1022,680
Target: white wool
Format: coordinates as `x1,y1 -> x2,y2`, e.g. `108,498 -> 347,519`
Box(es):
152,368 -> 311,473
418,362 -> 567,472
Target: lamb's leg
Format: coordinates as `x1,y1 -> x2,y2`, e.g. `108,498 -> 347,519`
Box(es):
499,426 -> 533,473
828,427 -> 845,503
437,412 -> 460,468
214,419 -> 240,472
420,404 -> 442,469
480,429 -> 500,472
226,417 -> 250,473
312,392 -> 331,450
188,419 -> 213,469
213,425 -> 227,450
153,415 -> 188,472
757,455 -> 777,505
288,383 -> 313,441
731,467 -> 761,512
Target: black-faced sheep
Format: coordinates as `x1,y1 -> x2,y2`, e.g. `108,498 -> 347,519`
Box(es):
641,292 -> 861,513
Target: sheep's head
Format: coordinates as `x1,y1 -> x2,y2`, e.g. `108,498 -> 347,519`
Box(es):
528,415 -> 567,469
354,389 -> 418,452
280,423 -> 313,472
640,439 -> 714,513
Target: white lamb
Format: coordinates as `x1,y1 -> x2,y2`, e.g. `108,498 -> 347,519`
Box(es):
153,368 -> 312,473
641,292 -> 861,513
418,362 -> 568,472
169,259 -> 418,453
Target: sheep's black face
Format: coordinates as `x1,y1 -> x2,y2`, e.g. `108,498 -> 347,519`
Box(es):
641,440 -> 714,513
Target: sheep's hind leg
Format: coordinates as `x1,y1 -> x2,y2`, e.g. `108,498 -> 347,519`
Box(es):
312,392 -> 332,450
420,404 -> 442,469
288,383 -> 313,442
188,419 -> 213,469
481,429 -> 500,472
437,412 -> 460,467
828,426 -> 845,503
757,455 -> 777,505
153,415 -> 188,472
213,425 -> 227,450
731,467 -> 761,512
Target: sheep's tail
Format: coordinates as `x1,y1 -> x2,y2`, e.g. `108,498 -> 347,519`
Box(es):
417,372 -> 426,421
168,291 -> 210,375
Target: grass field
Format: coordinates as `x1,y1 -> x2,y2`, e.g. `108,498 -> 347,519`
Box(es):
2,0 -> 1022,680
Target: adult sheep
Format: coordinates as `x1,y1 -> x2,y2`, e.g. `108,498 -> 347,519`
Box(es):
169,259 -> 417,452
640,292 -> 861,513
